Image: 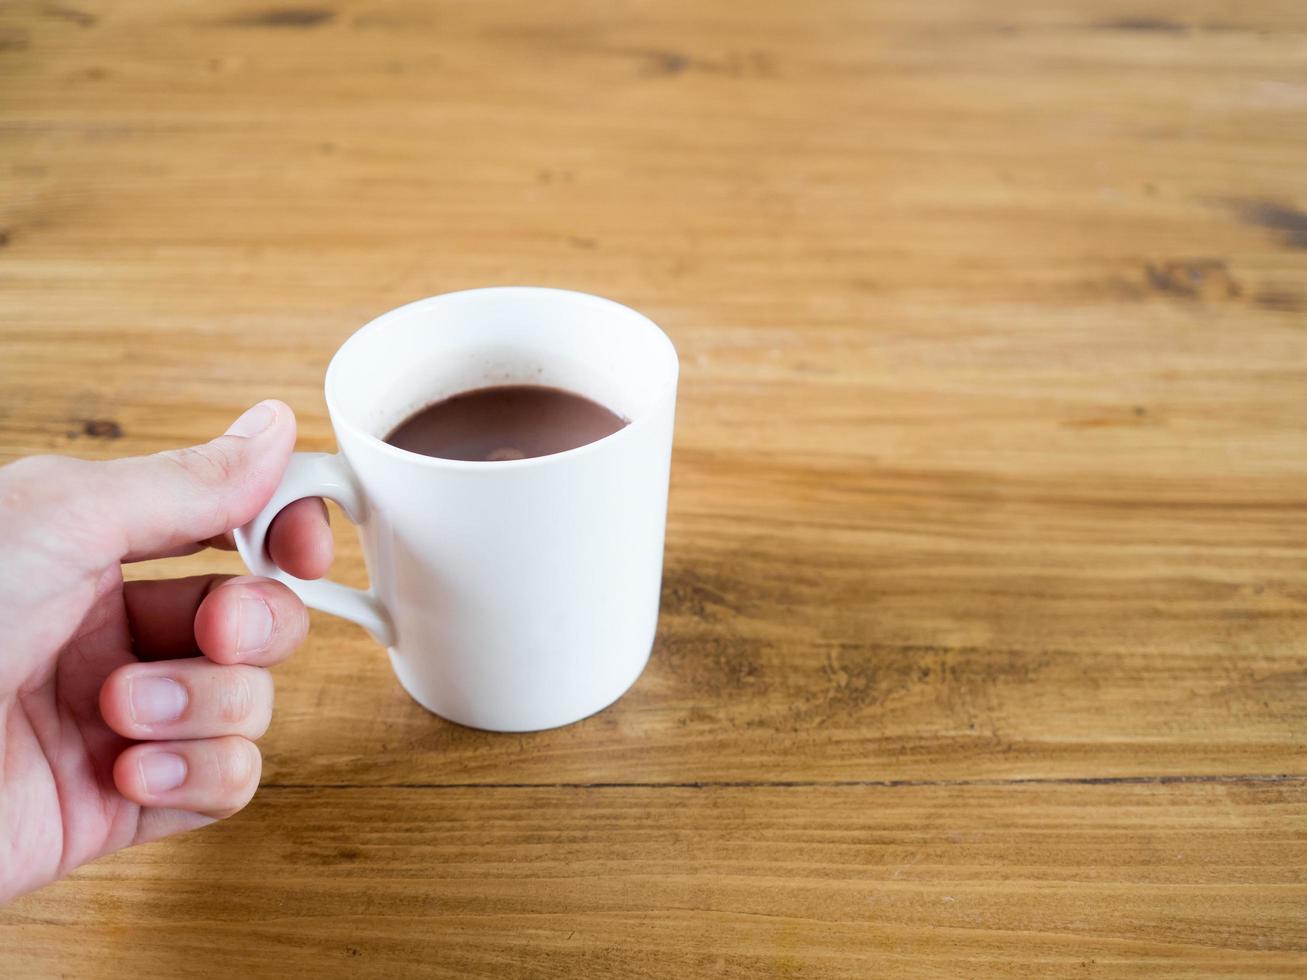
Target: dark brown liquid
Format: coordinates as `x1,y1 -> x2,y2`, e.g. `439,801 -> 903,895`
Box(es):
386,385 -> 628,462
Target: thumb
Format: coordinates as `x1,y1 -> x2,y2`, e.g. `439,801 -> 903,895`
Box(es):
88,400 -> 297,564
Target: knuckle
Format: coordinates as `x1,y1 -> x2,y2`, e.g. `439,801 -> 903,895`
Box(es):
0,456 -> 73,514
161,440 -> 245,490
0,454 -> 64,488
241,670 -> 274,739
215,738 -> 260,796
0,456 -> 105,556
278,589 -> 311,641
217,670 -> 254,726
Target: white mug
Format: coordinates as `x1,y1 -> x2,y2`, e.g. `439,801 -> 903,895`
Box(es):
234,287 -> 678,732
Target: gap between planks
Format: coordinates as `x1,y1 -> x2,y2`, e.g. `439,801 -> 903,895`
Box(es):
260,774 -> 1307,791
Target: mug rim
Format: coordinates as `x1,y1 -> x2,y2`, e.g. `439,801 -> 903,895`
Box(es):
323,286 -> 679,471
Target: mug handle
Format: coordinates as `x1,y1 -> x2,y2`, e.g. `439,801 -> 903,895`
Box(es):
233,452 -> 396,647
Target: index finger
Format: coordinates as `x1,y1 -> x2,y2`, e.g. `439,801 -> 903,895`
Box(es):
202,497 -> 333,581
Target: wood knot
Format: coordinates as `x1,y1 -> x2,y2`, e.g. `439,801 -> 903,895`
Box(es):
1144,259 -> 1242,301
73,418 -> 123,439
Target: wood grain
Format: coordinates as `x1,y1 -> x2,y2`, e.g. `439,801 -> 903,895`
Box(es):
2,0 -> 1306,975
5,782 -> 1306,978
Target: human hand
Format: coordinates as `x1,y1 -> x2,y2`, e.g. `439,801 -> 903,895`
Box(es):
0,401 -> 331,903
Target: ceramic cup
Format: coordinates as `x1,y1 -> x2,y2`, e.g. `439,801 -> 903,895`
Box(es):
234,287 -> 678,731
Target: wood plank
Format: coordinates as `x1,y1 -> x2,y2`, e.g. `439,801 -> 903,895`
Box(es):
246,520 -> 1307,784
4,781 -> 1306,978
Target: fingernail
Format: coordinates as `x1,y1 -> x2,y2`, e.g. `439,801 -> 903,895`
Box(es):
225,401 -> 277,438
128,676 -> 188,725
237,596 -> 274,655
139,752 -> 187,794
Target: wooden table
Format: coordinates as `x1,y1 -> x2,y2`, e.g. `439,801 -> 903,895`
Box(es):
3,1 -> 1306,975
